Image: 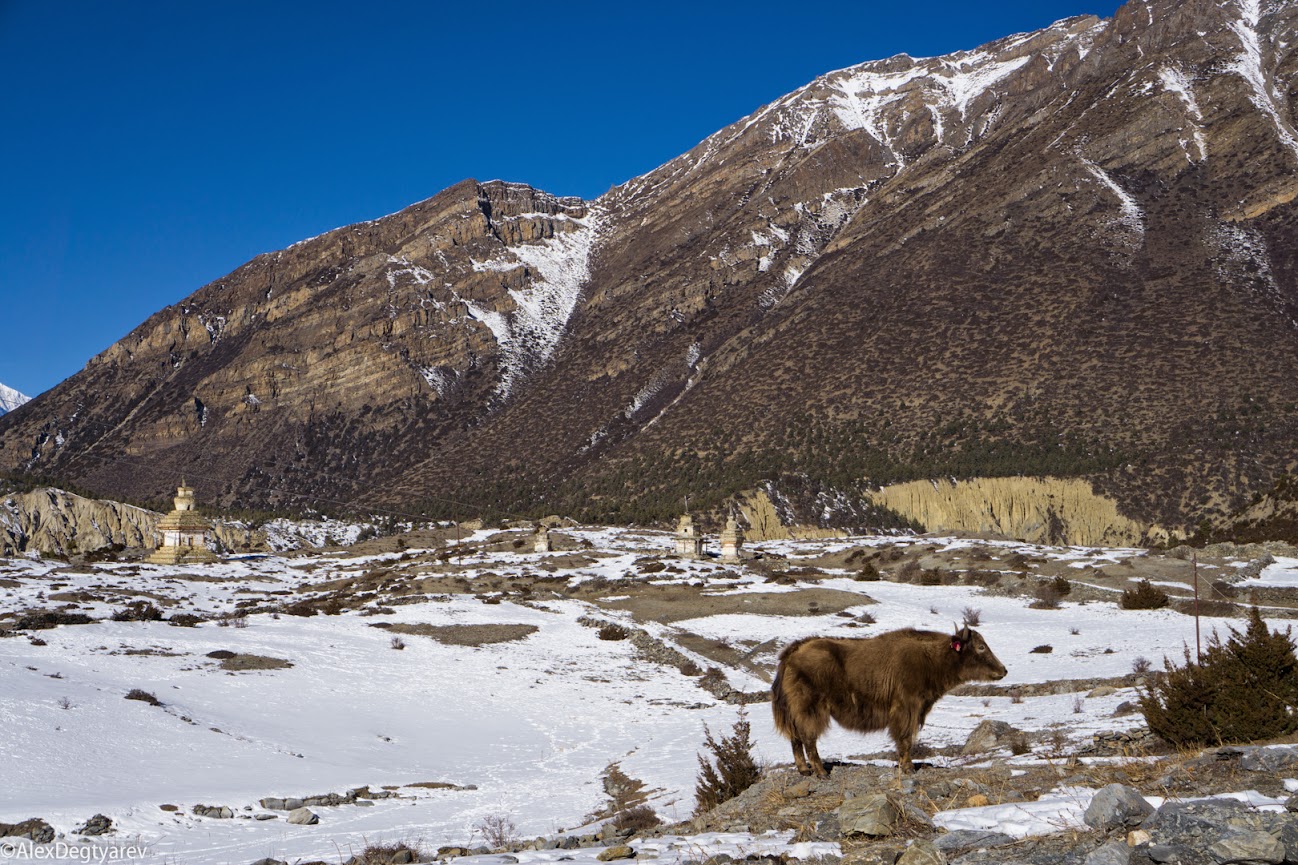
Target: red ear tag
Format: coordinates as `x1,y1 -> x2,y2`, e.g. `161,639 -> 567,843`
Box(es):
952,639 -> 963,652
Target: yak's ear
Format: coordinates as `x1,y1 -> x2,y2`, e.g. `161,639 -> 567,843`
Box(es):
951,634 -> 964,652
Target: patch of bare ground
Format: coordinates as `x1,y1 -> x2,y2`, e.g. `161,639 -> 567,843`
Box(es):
385,623 -> 539,646
597,585 -> 872,624
215,653 -> 294,672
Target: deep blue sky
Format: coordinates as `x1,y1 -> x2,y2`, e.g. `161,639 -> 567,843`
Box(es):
1,0 -> 1124,399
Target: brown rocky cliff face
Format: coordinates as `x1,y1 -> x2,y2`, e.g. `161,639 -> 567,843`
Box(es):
3,0 -> 1298,534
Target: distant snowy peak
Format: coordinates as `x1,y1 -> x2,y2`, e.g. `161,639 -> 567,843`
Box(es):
0,383 -> 30,416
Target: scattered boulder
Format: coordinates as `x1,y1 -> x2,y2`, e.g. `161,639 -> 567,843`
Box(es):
249,859 -> 288,865
895,839 -> 944,865
1083,784 -> 1154,831
193,805 -> 234,819
961,720 -> 1021,756
1129,798 -> 1298,865
1083,841 -> 1131,865
0,819 -> 55,843
74,814 -> 113,836
286,807 -> 319,826
1208,830 -> 1285,865
932,830 -> 1016,855
838,794 -> 898,837
1239,745 -> 1298,773
596,846 -> 636,861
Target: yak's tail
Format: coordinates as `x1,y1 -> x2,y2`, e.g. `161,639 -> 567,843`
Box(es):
771,638 -> 814,741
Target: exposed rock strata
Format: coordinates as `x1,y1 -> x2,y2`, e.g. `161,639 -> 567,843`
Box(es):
0,488 -> 261,557
867,477 -> 1154,546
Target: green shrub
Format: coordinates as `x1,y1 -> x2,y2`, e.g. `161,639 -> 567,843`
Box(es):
694,709 -> 760,815
1139,608 -> 1298,746
854,562 -> 881,581
1122,580 -> 1169,610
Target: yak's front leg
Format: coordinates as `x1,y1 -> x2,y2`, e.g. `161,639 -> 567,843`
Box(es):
790,737 -> 811,776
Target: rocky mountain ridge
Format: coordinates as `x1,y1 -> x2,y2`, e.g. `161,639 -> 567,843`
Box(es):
3,0 -> 1298,541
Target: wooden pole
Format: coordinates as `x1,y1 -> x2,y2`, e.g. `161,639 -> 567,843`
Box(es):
1193,550 -> 1202,664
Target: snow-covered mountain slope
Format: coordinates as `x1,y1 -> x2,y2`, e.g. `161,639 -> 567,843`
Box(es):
5,0 -> 1298,536
0,382 -> 29,416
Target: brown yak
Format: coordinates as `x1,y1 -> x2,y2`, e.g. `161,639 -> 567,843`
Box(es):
771,626 -> 1008,776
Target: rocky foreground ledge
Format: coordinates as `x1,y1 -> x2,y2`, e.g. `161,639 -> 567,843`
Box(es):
673,743 -> 1298,865
7,741 -> 1288,865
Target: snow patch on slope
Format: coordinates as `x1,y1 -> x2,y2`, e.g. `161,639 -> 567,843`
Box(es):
1230,0 -> 1298,163
1158,66 -> 1208,161
461,209 -> 605,399
1081,159 -> 1145,236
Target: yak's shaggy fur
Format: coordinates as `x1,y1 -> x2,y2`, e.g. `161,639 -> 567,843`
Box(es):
771,626 -> 1007,776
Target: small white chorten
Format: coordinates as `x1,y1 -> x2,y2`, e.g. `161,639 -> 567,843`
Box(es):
719,515 -> 744,563
148,480 -> 218,564
674,514 -> 703,559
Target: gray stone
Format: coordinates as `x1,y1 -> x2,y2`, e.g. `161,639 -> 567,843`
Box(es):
900,800 -> 935,831
259,798 -> 285,811
1239,746 -> 1298,773
1208,830 -> 1285,864
74,814 -> 113,836
1085,841 -> 1131,865
932,830 -> 1017,853
1085,784 -> 1155,831
1089,686 -> 1119,698
1141,843 -> 1196,864
597,846 -> 636,861
960,720 -> 1020,756
0,819 -> 55,844
253,814 -> 277,821
249,860 -> 288,865
838,793 -> 898,837
286,807 -> 318,826
1285,795 -> 1298,813
896,839 -> 945,865
193,805 -> 234,819
284,798 -> 304,811
1140,799 -> 1251,838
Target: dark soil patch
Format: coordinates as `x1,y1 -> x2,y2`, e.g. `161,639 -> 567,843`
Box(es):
600,586 -> 872,624
387,623 -> 539,646
218,653 -> 294,671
